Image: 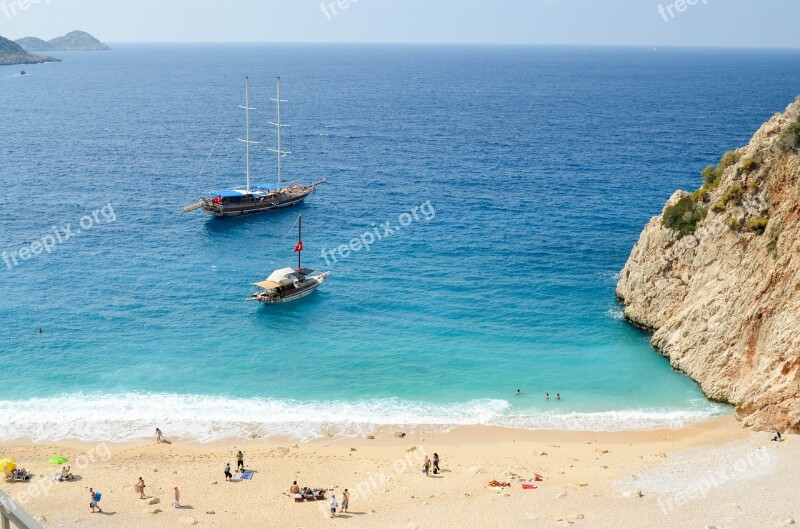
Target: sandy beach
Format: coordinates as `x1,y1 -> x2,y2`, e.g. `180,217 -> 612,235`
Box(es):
1,416 -> 795,529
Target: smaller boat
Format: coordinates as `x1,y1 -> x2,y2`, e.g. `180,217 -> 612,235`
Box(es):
247,216 -> 329,304
19,70 -> 26,76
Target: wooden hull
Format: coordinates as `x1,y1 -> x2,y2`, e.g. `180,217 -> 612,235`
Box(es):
259,282 -> 320,304
202,190 -> 311,218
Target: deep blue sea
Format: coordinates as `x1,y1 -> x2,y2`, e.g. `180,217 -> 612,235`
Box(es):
1,45 -> 799,441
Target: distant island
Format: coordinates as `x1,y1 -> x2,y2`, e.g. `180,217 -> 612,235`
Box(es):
0,35 -> 60,65
16,30 -> 109,51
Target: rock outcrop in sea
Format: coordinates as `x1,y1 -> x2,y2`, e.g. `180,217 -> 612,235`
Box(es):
16,31 -> 109,51
617,97 -> 800,433
0,35 -> 59,65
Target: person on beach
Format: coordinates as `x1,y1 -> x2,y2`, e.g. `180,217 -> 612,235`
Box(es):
545,393 -> 550,400
224,462 -> 232,481
89,488 -> 102,513
329,494 -> 338,517
136,477 -> 146,499
61,466 -> 74,480
432,453 -> 440,474
172,486 -> 180,508
237,450 -> 245,471
772,432 -> 783,442
155,427 -> 163,444
422,455 -> 432,476
341,489 -> 350,513
290,481 -> 301,495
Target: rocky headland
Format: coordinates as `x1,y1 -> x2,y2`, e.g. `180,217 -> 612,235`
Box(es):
0,35 -> 59,65
617,97 -> 800,433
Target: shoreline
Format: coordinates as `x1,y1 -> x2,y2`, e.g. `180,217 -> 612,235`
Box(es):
0,414 -> 740,451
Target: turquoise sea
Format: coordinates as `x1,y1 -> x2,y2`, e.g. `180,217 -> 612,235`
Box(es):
1,45 -> 799,441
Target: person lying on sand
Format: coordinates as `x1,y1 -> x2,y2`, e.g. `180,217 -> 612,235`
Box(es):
772,432 -> 783,442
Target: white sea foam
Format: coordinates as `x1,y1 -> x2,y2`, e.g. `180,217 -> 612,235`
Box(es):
0,393 -> 729,442
606,306 -> 625,320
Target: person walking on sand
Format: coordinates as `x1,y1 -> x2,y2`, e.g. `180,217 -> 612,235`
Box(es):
89,488 -> 102,513
422,455 -> 432,477
155,427 -> 163,444
172,486 -> 180,508
236,450 -> 245,471
224,462 -> 232,481
432,453 -> 440,475
136,477 -> 146,499
341,489 -> 350,513
329,494 -> 338,517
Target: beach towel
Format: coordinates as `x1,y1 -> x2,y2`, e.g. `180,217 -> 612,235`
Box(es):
522,483 -> 537,490
241,470 -> 254,480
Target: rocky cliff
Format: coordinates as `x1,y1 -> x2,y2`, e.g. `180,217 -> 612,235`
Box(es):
617,98 -> 800,433
0,36 -> 59,65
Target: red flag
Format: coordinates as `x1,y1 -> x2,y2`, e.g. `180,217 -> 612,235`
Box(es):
294,241 -> 303,252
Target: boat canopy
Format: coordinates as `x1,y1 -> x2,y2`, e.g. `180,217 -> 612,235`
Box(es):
254,280 -> 281,290
210,184 -> 280,198
266,267 -> 296,282
254,267 -> 296,290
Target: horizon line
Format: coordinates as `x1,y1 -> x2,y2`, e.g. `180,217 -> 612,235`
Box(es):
65,41 -> 800,51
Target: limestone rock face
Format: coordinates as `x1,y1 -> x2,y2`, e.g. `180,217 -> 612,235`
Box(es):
617,99 -> 800,433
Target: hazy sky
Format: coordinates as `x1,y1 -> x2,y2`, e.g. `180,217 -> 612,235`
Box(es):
2,0 -> 799,48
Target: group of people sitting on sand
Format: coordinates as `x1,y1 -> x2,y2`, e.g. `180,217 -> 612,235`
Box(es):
289,481 -> 326,502
7,467 -> 32,481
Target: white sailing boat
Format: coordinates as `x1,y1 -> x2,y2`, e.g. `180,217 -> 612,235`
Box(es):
246,215 -> 329,304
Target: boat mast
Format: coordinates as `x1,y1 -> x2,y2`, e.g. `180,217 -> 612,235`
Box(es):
297,215 -> 302,270
268,76 -> 290,187
238,76 -> 258,193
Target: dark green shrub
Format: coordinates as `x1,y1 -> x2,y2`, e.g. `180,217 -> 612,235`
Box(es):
724,216 -> 742,230
778,115 -> 800,152
718,150 -> 742,171
720,184 -> 743,206
701,165 -> 717,186
696,151 -> 742,197
742,158 -> 758,172
663,196 -> 707,236
746,217 -> 769,234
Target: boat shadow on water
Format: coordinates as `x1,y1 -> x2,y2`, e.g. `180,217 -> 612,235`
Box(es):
202,203 -> 310,233
252,288 -> 328,317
